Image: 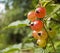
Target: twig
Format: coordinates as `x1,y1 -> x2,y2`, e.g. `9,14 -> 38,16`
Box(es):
51,18 -> 60,24
39,0 -> 42,7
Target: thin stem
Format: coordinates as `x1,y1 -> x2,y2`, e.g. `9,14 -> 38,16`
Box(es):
39,0 -> 42,7
43,23 -> 56,53
51,18 -> 60,24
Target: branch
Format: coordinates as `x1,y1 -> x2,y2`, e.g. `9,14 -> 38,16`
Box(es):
51,18 -> 60,24
43,24 -> 56,53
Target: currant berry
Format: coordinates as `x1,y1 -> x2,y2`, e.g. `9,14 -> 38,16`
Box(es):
27,11 -> 36,21
38,30 -> 48,40
37,39 -> 46,47
35,7 -> 46,18
30,20 -> 43,32
32,30 -> 48,40
48,29 -> 56,38
32,31 -> 40,39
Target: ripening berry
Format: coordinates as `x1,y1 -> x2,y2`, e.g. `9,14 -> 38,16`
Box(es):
48,28 -> 56,38
27,11 -> 36,21
35,7 -> 46,18
32,31 -> 40,39
30,20 -> 43,32
37,39 -> 46,47
32,30 -> 48,40
38,30 -> 48,40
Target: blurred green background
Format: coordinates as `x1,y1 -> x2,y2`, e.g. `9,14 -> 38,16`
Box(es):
0,0 -> 38,50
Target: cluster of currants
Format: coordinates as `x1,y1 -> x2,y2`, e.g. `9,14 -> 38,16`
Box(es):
27,7 -> 48,48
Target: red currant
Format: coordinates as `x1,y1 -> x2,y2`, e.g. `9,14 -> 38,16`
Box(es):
32,30 -> 48,40
32,31 -> 40,39
30,20 -> 43,32
39,30 -> 48,40
35,7 -> 46,18
27,11 -> 36,21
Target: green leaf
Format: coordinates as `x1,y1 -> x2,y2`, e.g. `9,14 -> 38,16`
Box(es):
46,4 -> 60,17
8,19 -> 29,27
54,41 -> 60,53
2,19 -> 30,30
2,44 -> 22,53
4,48 -> 19,53
34,48 -> 45,53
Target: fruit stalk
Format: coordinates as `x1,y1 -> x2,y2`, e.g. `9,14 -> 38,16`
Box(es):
39,0 -> 42,7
